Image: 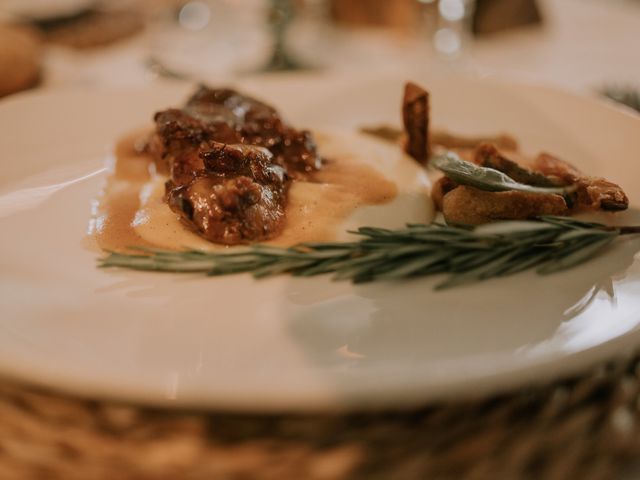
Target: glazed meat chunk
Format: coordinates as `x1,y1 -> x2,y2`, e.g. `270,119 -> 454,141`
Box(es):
149,87 -> 321,181
149,108 -> 241,184
148,85 -> 323,245
183,86 -> 322,176
166,143 -> 287,245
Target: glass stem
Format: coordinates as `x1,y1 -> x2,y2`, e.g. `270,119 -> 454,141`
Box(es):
262,0 -> 302,71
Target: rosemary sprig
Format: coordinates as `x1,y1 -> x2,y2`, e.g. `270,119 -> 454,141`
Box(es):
99,216 -> 640,289
601,86 -> 640,113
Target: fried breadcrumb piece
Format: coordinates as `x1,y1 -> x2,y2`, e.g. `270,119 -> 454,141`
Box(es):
402,82 -> 430,164
434,143 -> 629,225
431,176 -> 457,211
442,185 -> 568,226
531,153 -> 628,211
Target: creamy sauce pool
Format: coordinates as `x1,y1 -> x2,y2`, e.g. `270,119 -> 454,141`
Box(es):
91,129 -> 403,252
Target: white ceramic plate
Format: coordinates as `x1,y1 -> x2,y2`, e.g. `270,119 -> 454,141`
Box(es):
1,72 -> 640,412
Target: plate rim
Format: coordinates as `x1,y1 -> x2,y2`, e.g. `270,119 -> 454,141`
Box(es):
1,72 -> 640,412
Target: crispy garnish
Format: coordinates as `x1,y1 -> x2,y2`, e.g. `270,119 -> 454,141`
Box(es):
431,176 -> 457,211
532,153 -> 628,211
474,143 -> 561,188
432,152 -> 571,195
402,82 -> 430,164
442,185 -> 568,226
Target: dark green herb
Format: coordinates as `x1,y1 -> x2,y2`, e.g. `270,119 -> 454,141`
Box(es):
601,86 -> 640,113
431,152 -> 574,195
99,216 -> 640,289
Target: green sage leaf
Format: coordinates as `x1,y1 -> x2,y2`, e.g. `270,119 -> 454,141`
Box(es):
431,152 -> 573,195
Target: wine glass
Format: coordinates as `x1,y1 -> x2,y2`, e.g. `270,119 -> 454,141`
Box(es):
146,0 -> 271,80
146,0 -> 320,80
258,0 -> 304,71
417,0 -> 476,59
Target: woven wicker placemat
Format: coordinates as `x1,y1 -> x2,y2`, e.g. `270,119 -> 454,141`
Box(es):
2,351 -> 640,480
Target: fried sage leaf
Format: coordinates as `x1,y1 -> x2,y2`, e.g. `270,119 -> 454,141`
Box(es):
431,152 -> 574,195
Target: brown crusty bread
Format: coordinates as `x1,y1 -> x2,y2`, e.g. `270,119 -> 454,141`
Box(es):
0,24 -> 42,97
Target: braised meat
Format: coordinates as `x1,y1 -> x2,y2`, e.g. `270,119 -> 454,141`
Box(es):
153,86 -> 322,178
148,87 -> 321,182
200,143 -> 287,187
275,129 -> 321,175
151,108 -> 241,185
185,86 -> 278,129
166,143 -> 287,245
148,86 -> 322,245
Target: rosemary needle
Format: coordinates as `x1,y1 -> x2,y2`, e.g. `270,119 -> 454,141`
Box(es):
99,216 -> 640,289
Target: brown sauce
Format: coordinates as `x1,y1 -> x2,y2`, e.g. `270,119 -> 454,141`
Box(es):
90,129 -> 156,252
90,129 -> 399,252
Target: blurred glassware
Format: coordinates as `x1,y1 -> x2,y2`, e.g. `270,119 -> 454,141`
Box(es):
258,0 -> 304,71
146,0 -> 331,80
147,0 -> 271,80
417,0 -> 476,60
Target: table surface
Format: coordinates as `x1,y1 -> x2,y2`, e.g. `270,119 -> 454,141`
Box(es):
38,0 -> 640,94
3,1 -> 640,478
